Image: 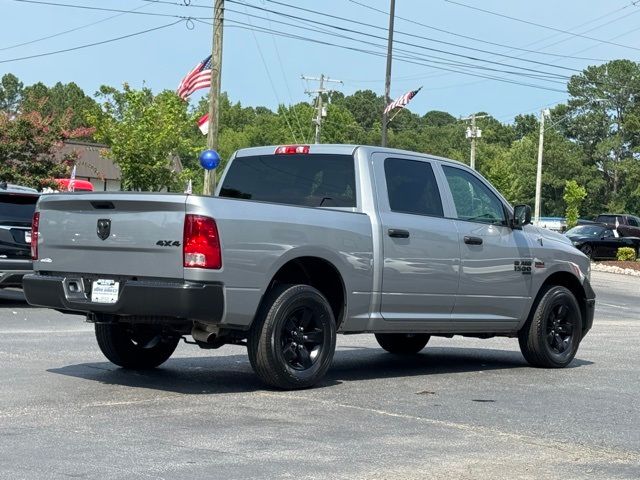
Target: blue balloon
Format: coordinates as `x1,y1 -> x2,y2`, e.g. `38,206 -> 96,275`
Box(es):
199,149 -> 221,170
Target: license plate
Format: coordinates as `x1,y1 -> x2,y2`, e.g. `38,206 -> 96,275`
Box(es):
24,231 -> 31,244
91,279 -> 120,304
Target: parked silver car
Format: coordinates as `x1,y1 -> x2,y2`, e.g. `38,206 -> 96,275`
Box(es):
24,145 -> 595,389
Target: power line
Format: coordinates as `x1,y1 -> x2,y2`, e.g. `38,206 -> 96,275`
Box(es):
219,7 -> 570,83
1,2 -> 153,51
238,2 -> 300,143
10,0 -> 209,20
0,19 -> 184,64
444,0 -> 640,52
227,0 -> 580,75
134,0 -> 580,77
346,0 -> 609,63
201,19 -> 567,93
256,1 -> 309,143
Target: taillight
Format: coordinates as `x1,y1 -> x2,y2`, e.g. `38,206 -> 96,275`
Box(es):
31,211 -> 40,260
183,214 -> 221,269
275,145 -> 310,154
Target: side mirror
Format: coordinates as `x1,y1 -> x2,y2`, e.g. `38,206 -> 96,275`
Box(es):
512,204 -> 532,229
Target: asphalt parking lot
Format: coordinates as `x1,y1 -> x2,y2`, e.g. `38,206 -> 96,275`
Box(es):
0,271 -> 638,480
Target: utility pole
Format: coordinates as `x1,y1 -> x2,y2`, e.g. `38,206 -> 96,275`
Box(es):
381,0 -> 396,147
302,74 -> 343,144
534,109 -> 549,225
462,113 -> 487,170
203,0 -> 224,196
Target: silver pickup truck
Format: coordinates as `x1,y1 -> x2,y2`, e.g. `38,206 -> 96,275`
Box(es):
24,144 -> 595,389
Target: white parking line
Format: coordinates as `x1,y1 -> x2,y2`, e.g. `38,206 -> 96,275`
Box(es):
599,302 -> 630,310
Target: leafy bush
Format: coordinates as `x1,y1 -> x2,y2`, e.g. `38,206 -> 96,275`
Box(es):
617,247 -> 636,261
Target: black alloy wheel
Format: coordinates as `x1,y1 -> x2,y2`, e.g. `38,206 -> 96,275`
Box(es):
279,306 -> 325,371
580,244 -> 593,259
95,323 -> 180,369
248,284 -> 337,389
545,303 -> 576,355
375,333 -> 430,354
519,285 -> 583,368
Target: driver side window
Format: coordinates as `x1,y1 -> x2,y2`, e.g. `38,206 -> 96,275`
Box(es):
442,166 -> 506,225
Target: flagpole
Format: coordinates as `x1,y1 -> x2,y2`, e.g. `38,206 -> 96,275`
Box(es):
381,0 -> 395,148
204,0 -> 224,196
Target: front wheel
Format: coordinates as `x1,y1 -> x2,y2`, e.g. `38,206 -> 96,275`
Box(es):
579,244 -> 593,259
95,323 -> 180,369
375,333 -> 430,354
248,284 -> 336,389
518,285 -> 582,368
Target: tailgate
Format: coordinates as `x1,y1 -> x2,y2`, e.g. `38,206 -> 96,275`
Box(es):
35,193 -> 187,279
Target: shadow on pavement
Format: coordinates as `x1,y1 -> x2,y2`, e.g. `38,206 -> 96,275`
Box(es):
0,289 -> 32,309
47,345 -> 593,395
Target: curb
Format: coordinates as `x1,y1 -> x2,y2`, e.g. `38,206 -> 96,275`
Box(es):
591,262 -> 640,277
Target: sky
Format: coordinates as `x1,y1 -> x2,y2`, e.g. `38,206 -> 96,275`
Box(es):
2,0 -> 640,125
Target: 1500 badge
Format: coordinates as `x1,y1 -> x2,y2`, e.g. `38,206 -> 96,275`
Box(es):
514,260 -> 532,274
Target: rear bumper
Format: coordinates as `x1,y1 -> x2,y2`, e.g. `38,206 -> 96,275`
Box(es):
22,274 -> 223,323
0,259 -> 32,287
582,278 -> 596,337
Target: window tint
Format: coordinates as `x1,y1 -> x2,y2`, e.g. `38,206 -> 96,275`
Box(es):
219,154 -> 356,207
0,194 -> 38,226
442,166 -> 505,224
384,158 -> 444,217
628,217 -> 639,227
597,215 -> 621,225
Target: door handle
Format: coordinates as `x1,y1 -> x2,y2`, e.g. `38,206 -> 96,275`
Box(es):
464,235 -> 483,245
388,229 -> 410,239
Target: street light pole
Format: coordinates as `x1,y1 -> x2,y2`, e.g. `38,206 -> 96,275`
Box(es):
534,109 -> 548,225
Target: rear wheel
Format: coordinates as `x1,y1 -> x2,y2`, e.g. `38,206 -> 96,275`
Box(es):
248,284 -> 336,389
375,333 -> 430,354
95,323 -> 179,369
518,285 -> 582,368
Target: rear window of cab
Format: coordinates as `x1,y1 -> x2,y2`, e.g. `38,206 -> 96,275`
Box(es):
219,154 -> 356,208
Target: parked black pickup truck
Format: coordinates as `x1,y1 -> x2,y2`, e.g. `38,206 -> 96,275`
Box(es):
0,183 -> 39,288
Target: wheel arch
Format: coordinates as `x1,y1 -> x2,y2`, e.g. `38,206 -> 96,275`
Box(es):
533,271 -> 589,336
259,256 -> 347,328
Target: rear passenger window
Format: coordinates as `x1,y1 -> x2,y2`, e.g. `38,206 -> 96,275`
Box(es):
384,158 -> 444,217
443,166 -> 506,225
628,217 -> 639,227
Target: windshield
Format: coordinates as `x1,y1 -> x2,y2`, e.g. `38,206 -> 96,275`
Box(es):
0,194 -> 38,226
566,225 -> 604,237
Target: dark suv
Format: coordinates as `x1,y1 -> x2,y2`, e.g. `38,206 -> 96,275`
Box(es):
594,214 -> 640,237
0,183 -> 39,288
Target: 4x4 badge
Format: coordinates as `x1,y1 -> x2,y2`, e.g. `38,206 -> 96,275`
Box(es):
96,219 -> 111,240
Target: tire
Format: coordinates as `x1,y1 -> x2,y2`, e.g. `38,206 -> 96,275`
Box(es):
247,284 -> 337,390
375,333 -> 430,354
95,323 -> 179,369
579,244 -> 593,259
518,285 -> 583,368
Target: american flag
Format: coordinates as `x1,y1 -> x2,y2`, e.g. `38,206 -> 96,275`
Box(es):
197,113 -> 209,135
68,165 -> 77,192
177,55 -> 212,100
383,87 -> 422,115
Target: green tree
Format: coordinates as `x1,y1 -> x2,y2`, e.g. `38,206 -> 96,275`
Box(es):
90,84 -> 199,192
22,81 -> 99,133
564,60 -> 640,210
564,180 -> 587,229
0,74 -> 23,114
0,110 -> 84,189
